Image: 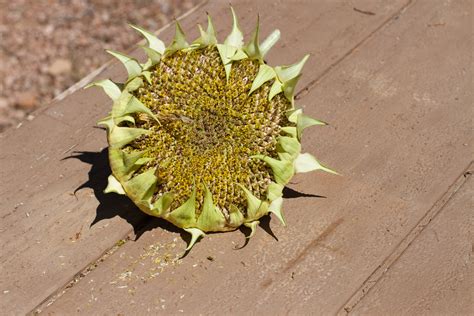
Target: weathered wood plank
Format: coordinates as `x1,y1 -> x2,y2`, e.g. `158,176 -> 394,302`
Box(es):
0,0 -> 412,314
39,0 -> 472,314
350,175 -> 473,315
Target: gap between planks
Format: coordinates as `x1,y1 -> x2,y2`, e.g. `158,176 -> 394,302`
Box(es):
338,161 -> 474,315
296,0 -> 415,100
30,0 -> 419,313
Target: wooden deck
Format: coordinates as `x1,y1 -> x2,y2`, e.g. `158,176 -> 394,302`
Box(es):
0,0 -> 472,314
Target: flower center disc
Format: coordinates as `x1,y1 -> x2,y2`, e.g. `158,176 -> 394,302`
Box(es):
130,47 -> 291,213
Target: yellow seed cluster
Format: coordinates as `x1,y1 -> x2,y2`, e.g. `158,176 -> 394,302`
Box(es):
128,46 -> 291,214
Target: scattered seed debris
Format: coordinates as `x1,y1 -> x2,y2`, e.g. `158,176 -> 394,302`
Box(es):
116,239 -> 126,247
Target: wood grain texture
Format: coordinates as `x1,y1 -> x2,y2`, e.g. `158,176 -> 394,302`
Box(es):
0,0 -> 414,314
38,0 -> 472,315
351,175 -> 473,315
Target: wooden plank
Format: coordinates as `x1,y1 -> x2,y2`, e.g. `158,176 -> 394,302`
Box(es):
38,0 -> 472,314
350,175 -> 473,315
0,0 -> 412,314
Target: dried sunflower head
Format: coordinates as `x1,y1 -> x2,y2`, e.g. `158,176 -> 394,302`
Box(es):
89,8 -> 337,250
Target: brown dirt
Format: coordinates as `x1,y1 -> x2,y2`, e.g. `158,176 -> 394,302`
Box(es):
0,0 -> 201,132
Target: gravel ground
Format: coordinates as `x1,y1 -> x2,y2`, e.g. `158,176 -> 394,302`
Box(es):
0,0 -> 201,132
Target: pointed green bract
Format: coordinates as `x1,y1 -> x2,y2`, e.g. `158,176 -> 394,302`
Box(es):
151,192 -> 174,216
129,24 -> 165,54
229,49 -> 248,61
106,50 -> 142,81
108,126 -> 150,148
252,155 -> 294,185
124,168 -> 157,201
165,21 -> 189,55
269,197 -> 285,226
141,70 -> 152,84
229,204 -> 244,227
244,221 -> 259,238
294,153 -> 339,175
196,185 -> 226,231
275,54 -> 309,83
109,148 -> 147,179
216,44 -> 236,81
85,79 -> 121,100
184,227 -> 205,251
238,184 -> 268,220
140,46 -> 161,68
269,80 -> 283,100
124,77 -> 143,92
168,187 -> 197,227
104,174 -> 126,195
282,73 -> 301,105
193,15 -> 217,47
225,7 -> 244,48
97,116 -> 114,130
111,91 -> 158,123
244,15 -> 262,62
116,115 -> 135,125
277,136 -> 301,158
281,126 -> 297,138
297,113 -> 327,139
286,108 -> 302,123
249,64 -> 275,95
267,182 -> 284,201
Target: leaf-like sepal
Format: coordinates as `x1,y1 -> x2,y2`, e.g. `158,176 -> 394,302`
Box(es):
112,91 -> 158,123
216,44 -> 237,81
228,204 -> 244,228
252,155 -> 294,185
168,187 -> 197,228
269,80 -> 283,101
267,182 -> 284,201
124,77 -> 143,92
238,184 -> 269,220
229,49 -> 248,61
104,174 -> 125,195
249,64 -> 276,95
225,7 -> 244,48
294,153 -> 339,175
85,79 -> 122,100
141,71 -> 152,84
286,108 -> 302,123
106,50 -> 142,81
244,220 -> 259,239
109,148 -> 147,179
109,126 -> 150,148
275,54 -> 309,83
184,227 -> 205,251
151,192 -> 174,216
193,14 -> 217,47
244,15 -> 262,62
281,126 -> 297,138
277,136 -> 301,159
124,168 -> 157,202
296,113 -> 327,139
165,20 -> 189,55
196,184 -> 226,231
97,115 -> 114,130
282,74 -> 302,105
129,24 -> 166,54
140,46 -> 161,69
269,197 -> 286,226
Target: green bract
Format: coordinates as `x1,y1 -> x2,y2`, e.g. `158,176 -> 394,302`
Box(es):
89,8 -> 337,251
